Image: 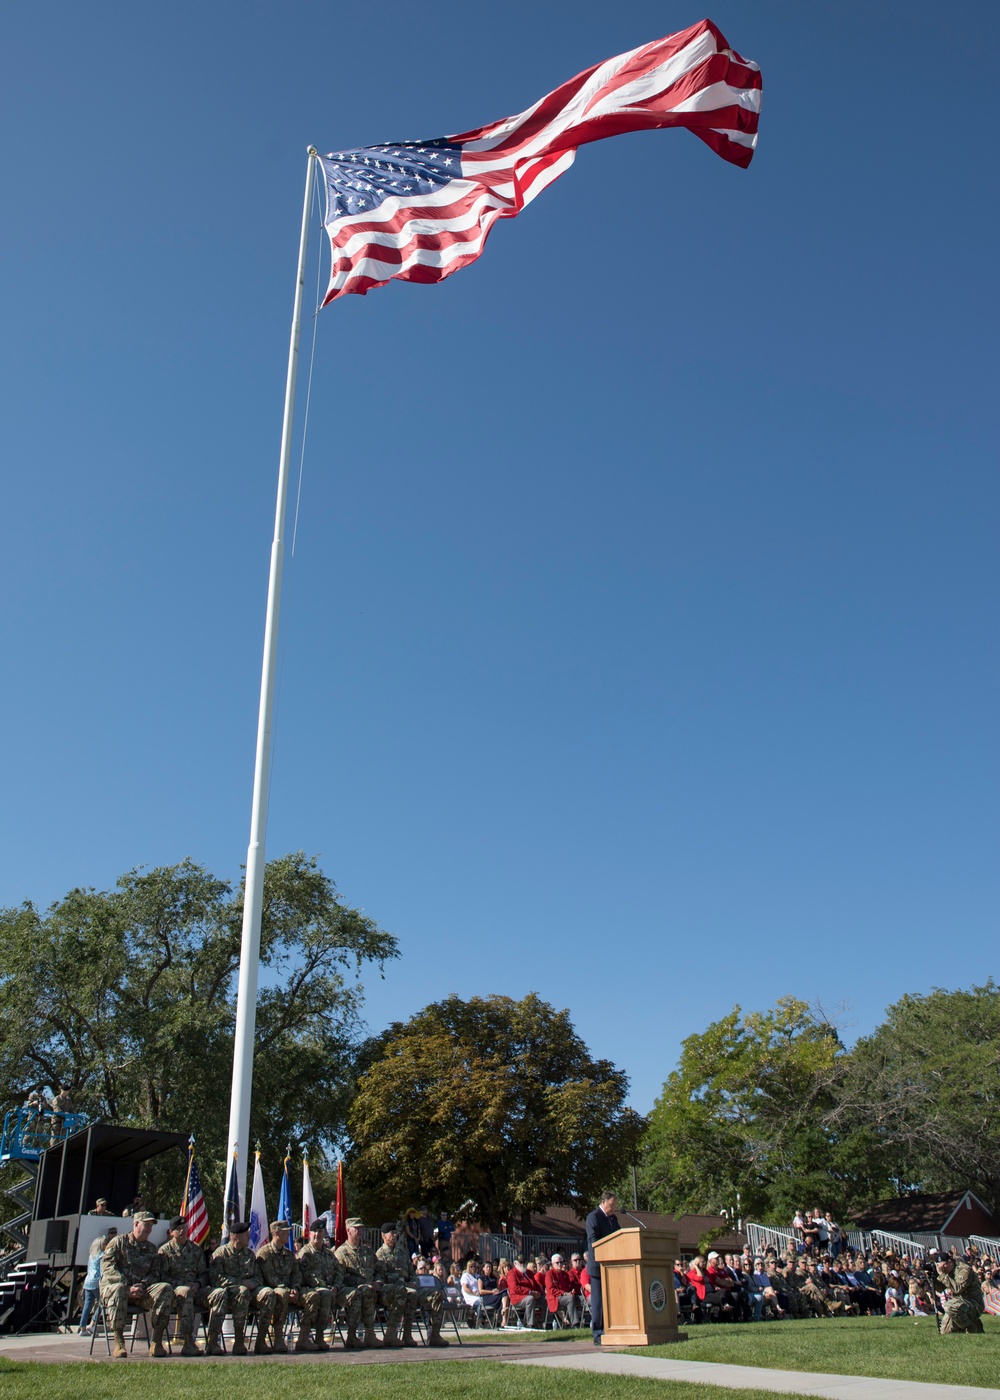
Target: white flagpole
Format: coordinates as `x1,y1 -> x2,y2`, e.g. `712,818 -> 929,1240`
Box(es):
226,146 -> 319,1209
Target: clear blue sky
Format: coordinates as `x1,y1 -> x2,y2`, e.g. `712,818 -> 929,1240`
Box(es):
3,2 -> 997,1114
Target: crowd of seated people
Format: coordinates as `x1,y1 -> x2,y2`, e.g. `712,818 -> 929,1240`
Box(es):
456,1250 -> 591,1329
675,1240 -> 999,1327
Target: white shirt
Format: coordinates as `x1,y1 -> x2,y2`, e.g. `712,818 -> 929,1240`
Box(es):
460,1270 -> 481,1306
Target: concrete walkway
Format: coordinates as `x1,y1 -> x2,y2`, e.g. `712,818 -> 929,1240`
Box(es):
504,1350 -> 1000,1400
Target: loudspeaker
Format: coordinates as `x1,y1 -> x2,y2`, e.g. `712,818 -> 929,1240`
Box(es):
43,1219 -> 69,1255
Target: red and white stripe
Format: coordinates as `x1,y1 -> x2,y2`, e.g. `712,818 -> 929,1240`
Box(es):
184,1186 -> 209,1245
322,18 -> 760,303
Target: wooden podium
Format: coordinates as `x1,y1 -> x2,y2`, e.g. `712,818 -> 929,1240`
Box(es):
593,1225 -> 683,1345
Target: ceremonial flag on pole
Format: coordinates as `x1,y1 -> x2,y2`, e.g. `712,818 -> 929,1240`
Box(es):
333,1159 -> 348,1247
248,1145 -> 268,1253
319,17 -> 760,303
302,1154 -> 317,1240
179,1136 -> 210,1244
277,1147 -> 294,1252
222,1147 -> 242,1243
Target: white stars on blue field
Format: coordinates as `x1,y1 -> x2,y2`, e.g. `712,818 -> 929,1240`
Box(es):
321,141 -> 463,221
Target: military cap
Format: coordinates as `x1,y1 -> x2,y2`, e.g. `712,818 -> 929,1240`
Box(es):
230,1220 -> 250,1234
270,1219 -> 292,1231
134,1210 -> 157,1223
311,1218 -> 327,1231
380,1221 -> 398,1234
345,1216 -> 365,1229
168,1215 -> 186,1231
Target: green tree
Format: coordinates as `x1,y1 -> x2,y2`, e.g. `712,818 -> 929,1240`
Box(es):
639,997 -> 890,1222
0,853 -> 397,1205
347,993 -> 642,1231
834,982 -> 1000,1216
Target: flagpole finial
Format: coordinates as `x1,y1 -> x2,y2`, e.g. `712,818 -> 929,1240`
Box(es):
188,1134 -> 195,1147
255,1140 -> 262,1154
308,146 -> 317,157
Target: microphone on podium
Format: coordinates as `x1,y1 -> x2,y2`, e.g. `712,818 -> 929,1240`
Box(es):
620,1209 -> 647,1228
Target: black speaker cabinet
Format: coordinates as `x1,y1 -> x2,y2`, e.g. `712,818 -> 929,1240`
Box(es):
43,1219 -> 69,1255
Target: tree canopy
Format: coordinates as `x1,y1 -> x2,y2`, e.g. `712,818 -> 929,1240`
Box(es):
834,982 -> 1000,1217
639,997 -> 893,1222
0,853 -> 397,1202
347,993 -> 642,1230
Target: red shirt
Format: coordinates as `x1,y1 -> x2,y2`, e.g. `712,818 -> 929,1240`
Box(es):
706,1266 -> 733,1293
545,1268 -> 581,1311
579,1267 -> 591,1297
686,1267 -> 708,1300
506,1267 -> 543,1305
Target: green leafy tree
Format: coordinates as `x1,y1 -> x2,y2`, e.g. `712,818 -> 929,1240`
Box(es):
347,993 -> 642,1231
0,853 -> 397,1206
639,997 -> 891,1222
834,982 -> 1000,1216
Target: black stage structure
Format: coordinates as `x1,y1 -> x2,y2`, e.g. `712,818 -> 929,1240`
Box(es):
1,1124 -> 188,1333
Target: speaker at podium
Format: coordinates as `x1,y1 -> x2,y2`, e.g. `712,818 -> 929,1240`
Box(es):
593,1225 -> 685,1345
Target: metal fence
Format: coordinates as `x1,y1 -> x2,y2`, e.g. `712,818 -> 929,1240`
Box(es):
745,1223 -> 796,1255
970,1235 -> 1000,1262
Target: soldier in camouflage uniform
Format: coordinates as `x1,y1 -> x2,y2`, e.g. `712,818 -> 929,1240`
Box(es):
256,1220 -> 316,1352
158,1215 -> 211,1355
335,1216 -> 397,1348
297,1218 -> 343,1349
796,1260 -> 832,1316
777,1261 -> 811,1318
208,1221 -> 277,1355
376,1221 -> 447,1345
935,1256 -> 985,1334
100,1211 -> 174,1359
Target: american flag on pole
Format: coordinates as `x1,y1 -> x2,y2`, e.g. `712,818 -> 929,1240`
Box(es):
180,1139 -> 210,1244
319,18 -> 760,304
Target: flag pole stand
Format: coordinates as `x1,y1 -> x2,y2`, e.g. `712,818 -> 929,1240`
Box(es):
226,146 -> 319,1211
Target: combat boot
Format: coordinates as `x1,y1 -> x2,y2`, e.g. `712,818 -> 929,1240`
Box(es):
270,1326 -> 288,1354
295,1325 -> 317,1352
232,1321 -> 248,1356
344,1325 -> 363,1350
112,1329 -> 128,1360
383,1325 -> 404,1348
428,1320 -> 450,1347
205,1318 -> 225,1356
314,1328 -> 330,1350
402,1321 -> 419,1347
179,1331 -> 202,1356
363,1324 -> 383,1348
149,1324 -> 168,1358
254,1327 -> 271,1354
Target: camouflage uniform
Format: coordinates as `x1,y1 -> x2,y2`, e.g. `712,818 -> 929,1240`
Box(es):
797,1265 -> 832,1317
778,1264 -> 811,1318
208,1241 -> 277,1353
100,1231 -> 174,1353
376,1232 -> 445,1343
298,1238 -> 343,1346
257,1239 -> 315,1350
938,1262 -> 985,1334
157,1237 -> 211,1346
335,1237 -> 396,1346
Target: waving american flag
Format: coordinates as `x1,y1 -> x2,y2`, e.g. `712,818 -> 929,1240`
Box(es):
319,18 -> 760,304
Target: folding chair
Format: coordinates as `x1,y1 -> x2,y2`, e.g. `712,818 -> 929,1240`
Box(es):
88,1298 -> 153,1356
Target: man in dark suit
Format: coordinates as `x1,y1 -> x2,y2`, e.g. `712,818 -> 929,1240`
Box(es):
585,1190 -> 619,1344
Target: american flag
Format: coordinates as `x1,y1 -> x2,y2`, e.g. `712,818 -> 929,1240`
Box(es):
319,18 -> 760,304
180,1145 -> 210,1244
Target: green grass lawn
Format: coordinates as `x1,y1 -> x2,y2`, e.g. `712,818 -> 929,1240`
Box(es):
629,1314 -> 1000,1388
0,1359 -> 811,1400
